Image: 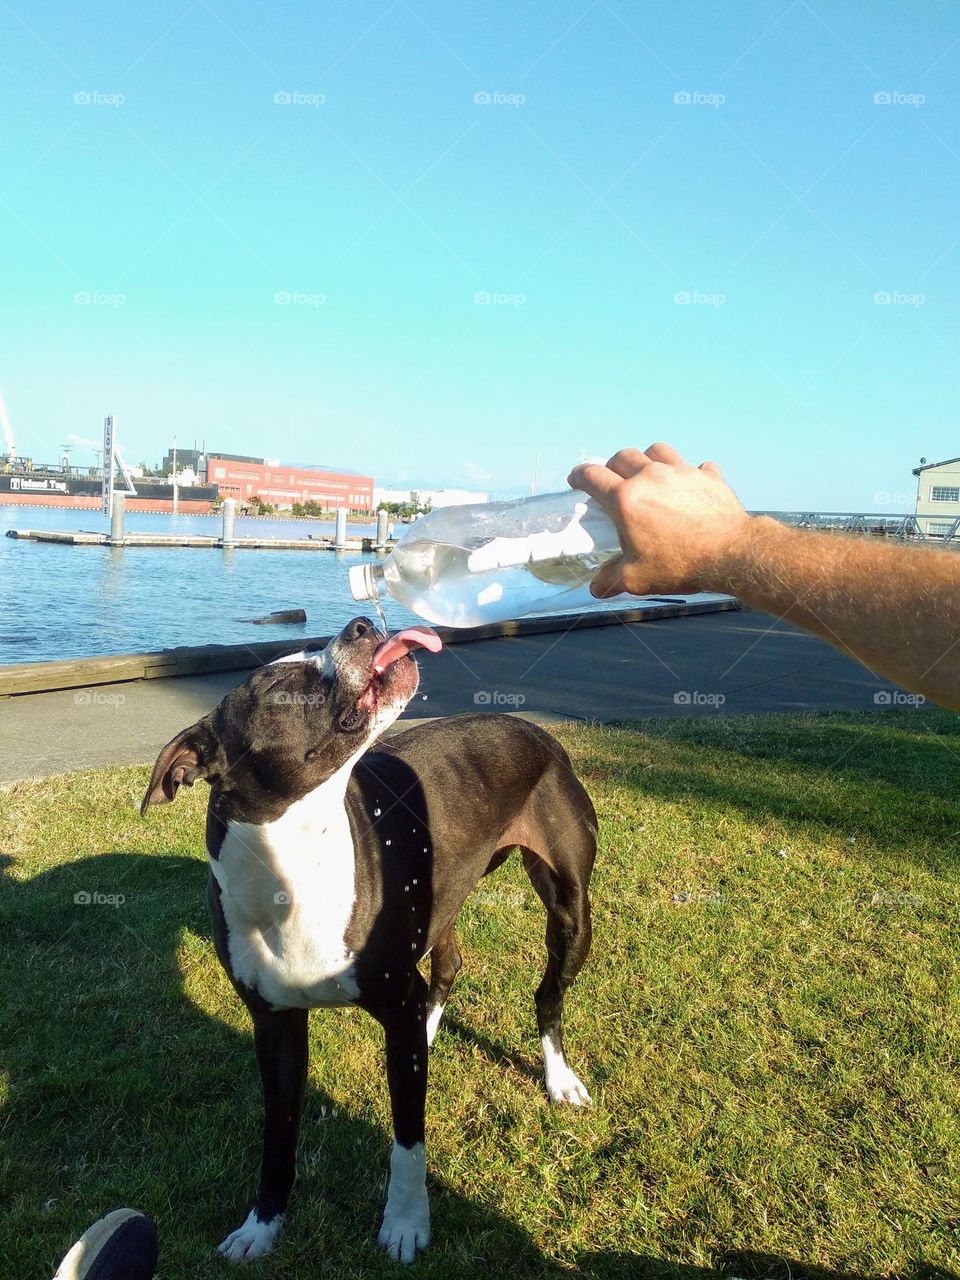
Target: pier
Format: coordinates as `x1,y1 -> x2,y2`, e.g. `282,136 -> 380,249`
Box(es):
5,528 -> 395,551
5,495 -> 396,552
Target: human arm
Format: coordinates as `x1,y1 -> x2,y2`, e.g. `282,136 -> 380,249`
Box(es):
568,444 -> 960,711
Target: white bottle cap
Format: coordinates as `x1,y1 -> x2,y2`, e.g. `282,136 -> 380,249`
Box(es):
349,563 -> 378,601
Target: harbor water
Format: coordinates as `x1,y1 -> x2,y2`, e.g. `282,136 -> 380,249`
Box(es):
0,506 -> 423,665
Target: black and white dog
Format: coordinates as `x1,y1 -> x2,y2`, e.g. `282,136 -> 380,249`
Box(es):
142,617 -> 597,1263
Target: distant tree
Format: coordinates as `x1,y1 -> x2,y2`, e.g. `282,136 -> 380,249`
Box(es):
377,499 -> 431,519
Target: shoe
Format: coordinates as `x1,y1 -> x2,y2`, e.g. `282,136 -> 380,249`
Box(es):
53,1208 -> 158,1280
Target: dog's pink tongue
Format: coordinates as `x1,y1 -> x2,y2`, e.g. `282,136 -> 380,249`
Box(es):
372,626 -> 442,674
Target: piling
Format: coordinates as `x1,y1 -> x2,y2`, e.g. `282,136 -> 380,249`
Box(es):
222,498 -> 237,547
109,495 -> 125,545
334,508 -> 348,548
375,508 -> 389,550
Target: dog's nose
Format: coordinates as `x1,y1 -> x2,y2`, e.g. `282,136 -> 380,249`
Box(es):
342,616 -> 376,643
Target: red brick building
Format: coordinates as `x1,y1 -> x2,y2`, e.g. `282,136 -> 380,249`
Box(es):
205,455 -> 374,512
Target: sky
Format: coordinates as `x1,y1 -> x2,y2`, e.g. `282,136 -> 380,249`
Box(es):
1,1 -> 958,508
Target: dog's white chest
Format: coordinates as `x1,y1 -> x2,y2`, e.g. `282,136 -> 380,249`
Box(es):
211,778 -> 360,1010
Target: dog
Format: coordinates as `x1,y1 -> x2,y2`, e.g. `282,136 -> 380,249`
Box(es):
141,616 -> 597,1263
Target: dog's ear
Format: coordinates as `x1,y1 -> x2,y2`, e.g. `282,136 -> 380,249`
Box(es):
141,719 -> 221,815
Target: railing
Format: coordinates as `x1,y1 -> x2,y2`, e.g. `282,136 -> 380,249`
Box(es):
750,511 -> 959,544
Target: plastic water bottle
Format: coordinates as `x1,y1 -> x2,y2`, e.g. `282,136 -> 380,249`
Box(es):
348,490 -> 623,627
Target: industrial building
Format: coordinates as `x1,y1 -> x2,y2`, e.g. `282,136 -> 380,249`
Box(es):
205,454 -> 375,512
913,456 -> 960,537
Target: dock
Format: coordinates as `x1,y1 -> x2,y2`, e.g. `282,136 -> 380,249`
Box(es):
5,529 -> 395,551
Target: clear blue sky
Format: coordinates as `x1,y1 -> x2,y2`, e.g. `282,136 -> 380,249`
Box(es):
1,1 -> 958,508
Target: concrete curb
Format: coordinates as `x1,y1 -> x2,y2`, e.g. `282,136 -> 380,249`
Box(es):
0,597 -> 740,696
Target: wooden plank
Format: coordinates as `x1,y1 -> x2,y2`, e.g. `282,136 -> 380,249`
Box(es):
0,654 -> 148,696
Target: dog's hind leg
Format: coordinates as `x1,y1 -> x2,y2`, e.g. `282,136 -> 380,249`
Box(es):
523,851 -> 593,1107
426,920 -> 462,1047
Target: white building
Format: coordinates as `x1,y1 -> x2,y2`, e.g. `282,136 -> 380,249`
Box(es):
374,486 -> 489,509
913,457 -> 960,537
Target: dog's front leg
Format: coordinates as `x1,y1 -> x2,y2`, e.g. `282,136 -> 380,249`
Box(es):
218,1005 -> 308,1263
375,975 -> 431,1264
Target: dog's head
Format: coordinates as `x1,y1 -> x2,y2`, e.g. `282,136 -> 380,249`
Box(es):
140,616 -> 441,816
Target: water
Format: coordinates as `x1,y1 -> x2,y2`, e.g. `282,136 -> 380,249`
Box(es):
0,506 -> 425,665
371,539 -> 611,627
0,505 -> 706,667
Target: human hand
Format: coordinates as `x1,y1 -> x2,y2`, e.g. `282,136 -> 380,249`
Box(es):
567,443 -> 751,596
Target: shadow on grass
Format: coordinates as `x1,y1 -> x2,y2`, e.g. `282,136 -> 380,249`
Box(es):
0,848 -> 954,1279
442,1013 -> 543,1086
595,709 -> 960,868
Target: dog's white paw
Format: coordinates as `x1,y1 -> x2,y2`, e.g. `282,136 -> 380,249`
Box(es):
217,1209 -> 283,1262
542,1035 -> 593,1107
546,1065 -> 593,1107
379,1141 -> 430,1264
378,1199 -> 431,1264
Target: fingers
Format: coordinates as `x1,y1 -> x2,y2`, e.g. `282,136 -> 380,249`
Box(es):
567,462 -> 622,505
589,554 -> 628,599
605,448 -> 651,478
698,460 -> 725,481
644,442 -> 685,466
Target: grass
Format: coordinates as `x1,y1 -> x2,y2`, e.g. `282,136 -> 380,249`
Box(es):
1,708 -> 959,1279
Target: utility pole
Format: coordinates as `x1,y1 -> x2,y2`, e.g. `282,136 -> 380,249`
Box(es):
172,436 -> 179,515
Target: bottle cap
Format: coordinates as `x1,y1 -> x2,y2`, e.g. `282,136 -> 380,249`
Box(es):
349,563 -> 378,601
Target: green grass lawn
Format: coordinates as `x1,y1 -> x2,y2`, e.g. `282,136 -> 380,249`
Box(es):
1,709 -> 959,1280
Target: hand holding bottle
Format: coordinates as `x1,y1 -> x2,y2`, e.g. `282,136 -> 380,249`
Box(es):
568,443 -> 751,597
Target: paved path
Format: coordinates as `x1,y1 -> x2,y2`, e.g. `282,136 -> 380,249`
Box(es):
0,609 -> 907,782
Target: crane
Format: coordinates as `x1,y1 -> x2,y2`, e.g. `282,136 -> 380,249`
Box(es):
0,389 -> 15,467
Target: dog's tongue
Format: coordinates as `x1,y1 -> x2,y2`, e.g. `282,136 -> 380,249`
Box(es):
372,626 -> 442,674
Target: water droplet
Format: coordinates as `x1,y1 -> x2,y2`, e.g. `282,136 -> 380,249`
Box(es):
385,839 -> 392,846
421,694 -> 428,701
404,885 -> 409,892
384,972 -> 390,979
373,806 -> 382,817
412,879 -> 418,885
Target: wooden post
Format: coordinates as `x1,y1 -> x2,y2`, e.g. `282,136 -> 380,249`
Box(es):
109,493 -> 125,545
334,507 -> 347,548
222,498 -> 237,547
